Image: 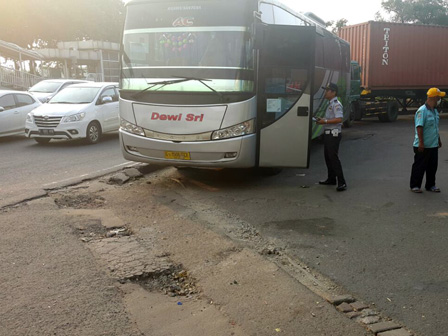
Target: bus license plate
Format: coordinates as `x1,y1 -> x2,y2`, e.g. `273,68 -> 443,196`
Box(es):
164,151 -> 191,160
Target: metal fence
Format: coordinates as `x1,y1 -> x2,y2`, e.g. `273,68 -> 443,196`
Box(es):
0,65 -> 43,90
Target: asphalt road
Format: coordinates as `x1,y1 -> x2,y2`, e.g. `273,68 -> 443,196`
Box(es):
165,115 -> 448,336
2,115 -> 447,335
0,132 -> 130,207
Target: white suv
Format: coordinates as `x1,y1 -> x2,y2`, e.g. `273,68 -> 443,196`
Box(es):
28,79 -> 88,103
26,82 -> 119,144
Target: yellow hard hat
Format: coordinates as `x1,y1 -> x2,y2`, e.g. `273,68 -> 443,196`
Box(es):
427,88 -> 446,98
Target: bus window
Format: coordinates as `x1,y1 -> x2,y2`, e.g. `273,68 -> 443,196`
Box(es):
273,6 -> 296,25
260,3 -> 274,24
262,68 -> 308,126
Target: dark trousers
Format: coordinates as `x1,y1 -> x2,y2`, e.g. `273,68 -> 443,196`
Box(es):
324,133 -> 346,185
410,147 -> 438,189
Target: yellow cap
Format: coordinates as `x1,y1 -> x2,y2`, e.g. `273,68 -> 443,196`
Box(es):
427,88 -> 446,98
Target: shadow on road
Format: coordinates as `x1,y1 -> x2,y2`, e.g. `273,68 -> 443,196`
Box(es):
0,135 -> 29,145
24,132 -> 119,148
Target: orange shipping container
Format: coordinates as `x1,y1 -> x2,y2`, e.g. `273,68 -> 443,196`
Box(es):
339,21 -> 448,91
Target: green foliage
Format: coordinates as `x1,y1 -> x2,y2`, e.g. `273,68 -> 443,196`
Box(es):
326,18 -> 349,34
0,0 -> 125,48
381,0 -> 448,25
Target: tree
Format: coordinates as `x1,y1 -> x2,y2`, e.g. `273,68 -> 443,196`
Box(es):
326,18 -> 349,34
381,0 -> 413,23
381,0 -> 448,25
412,0 -> 448,25
0,0 -> 125,48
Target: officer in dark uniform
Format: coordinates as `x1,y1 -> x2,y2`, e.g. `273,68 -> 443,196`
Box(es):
316,83 -> 347,191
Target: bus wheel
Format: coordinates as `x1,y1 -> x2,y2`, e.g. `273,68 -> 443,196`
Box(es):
35,138 -> 51,145
379,101 -> 399,122
255,167 -> 283,176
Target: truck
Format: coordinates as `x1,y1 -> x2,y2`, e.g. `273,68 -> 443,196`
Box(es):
340,21 -> 448,122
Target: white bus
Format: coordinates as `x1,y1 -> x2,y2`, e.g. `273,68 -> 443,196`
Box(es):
119,0 -> 351,168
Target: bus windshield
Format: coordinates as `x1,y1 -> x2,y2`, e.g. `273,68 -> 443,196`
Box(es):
122,28 -> 254,93
124,29 -> 252,69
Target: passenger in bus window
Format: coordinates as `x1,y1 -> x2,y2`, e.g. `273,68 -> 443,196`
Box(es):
316,83 -> 347,192
409,88 -> 445,193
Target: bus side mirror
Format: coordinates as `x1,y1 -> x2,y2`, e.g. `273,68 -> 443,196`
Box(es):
253,23 -> 266,50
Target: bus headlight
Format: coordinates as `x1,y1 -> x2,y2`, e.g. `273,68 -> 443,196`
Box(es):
120,119 -> 145,136
211,119 -> 255,140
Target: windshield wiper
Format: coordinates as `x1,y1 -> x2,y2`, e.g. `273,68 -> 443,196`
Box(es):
50,101 -> 84,104
132,76 -> 224,102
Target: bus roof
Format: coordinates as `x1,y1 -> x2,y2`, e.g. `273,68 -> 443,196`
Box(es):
124,0 -> 334,37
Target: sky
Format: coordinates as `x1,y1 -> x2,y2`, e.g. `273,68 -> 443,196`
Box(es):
280,0 -> 386,25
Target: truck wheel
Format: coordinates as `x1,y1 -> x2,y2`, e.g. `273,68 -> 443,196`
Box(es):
386,101 -> 399,121
343,102 -> 356,128
34,138 -> 51,145
379,101 -> 399,122
85,121 -> 102,144
353,102 -> 362,121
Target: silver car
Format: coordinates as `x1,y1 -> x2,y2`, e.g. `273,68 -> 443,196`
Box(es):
0,90 -> 41,137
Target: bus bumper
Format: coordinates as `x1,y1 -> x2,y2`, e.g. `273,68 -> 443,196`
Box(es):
119,130 -> 257,168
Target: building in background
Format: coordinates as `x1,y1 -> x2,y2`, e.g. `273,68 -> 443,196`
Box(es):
0,39 -> 120,90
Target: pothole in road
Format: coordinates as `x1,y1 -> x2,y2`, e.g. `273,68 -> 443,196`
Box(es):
53,193 -> 106,209
133,266 -> 199,298
72,218 -> 199,298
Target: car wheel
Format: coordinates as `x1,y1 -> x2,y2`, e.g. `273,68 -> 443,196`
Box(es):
34,138 -> 51,145
85,121 -> 102,144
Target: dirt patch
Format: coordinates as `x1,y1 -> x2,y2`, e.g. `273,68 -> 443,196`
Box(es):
134,266 -> 199,298
71,217 -> 107,241
53,193 -> 106,209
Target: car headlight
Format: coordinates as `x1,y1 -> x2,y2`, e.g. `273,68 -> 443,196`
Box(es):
26,113 -> 33,122
120,118 -> 145,136
211,119 -> 256,140
62,112 -> 86,123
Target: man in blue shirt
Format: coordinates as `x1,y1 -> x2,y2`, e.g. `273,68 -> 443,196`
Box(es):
410,88 -> 445,193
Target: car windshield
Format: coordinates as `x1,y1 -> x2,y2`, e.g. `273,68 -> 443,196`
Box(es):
49,87 -> 101,104
29,81 -> 61,93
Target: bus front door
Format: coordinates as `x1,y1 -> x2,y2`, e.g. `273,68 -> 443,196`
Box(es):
257,25 -> 315,168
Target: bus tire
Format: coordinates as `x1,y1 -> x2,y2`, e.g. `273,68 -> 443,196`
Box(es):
379,101 -> 399,122
85,121 -> 102,144
256,167 -> 283,176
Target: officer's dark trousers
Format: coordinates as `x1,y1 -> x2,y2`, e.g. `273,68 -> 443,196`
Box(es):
324,133 -> 346,185
410,147 -> 438,189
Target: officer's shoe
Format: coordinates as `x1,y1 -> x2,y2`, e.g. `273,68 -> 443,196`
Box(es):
319,179 -> 337,185
336,183 -> 347,192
